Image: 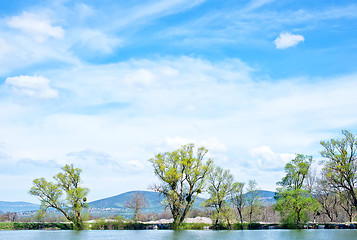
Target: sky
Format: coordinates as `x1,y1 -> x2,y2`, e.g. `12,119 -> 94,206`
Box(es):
0,0 -> 357,203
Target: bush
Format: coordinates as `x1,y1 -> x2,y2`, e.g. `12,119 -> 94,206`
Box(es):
0,222 -> 14,230
180,223 -> 210,230
232,222 -> 249,230
0,222 -> 74,230
247,222 -> 262,230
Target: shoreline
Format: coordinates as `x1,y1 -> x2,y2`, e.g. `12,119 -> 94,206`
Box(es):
1,220 -> 356,231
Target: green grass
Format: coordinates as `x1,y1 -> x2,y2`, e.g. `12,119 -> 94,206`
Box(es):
0,222 -> 74,230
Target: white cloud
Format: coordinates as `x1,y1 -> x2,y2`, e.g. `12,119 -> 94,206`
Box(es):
75,28 -> 122,53
250,146 -> 295,170
1,56 -> 357,201
123,68 -> 156,86
274,32 -> 305,49
6,12 -> 64,42
5,75 -> 58,99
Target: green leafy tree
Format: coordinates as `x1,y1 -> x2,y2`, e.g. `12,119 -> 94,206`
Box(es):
275,154 -> 320,226
278,154 -> 312,190
29,164 -> 89,229
275,189 -> 320,226
149,143 -> 213,229
320,130 -> 357,209
204,166 -> 234,228
231,182 -> 246,228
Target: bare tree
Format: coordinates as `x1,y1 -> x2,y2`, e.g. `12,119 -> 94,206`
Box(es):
338,191 -> 356,222
2,212 -> 18,222
314,176 -> 339,222
246,180 -> 260,223
231,182 -> 245,228
125,192 -> 148,221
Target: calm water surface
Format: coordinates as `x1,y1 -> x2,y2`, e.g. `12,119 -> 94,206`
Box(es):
0,229 -> 356,240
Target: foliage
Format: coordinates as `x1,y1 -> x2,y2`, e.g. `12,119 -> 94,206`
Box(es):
204,165 -> 234,228
29,164 -> 89,230
180,222 -> 210,230
320,130 -> 357,209
90,217 -> 148,230
275,154 -> 320,226
0,222 -> 73,230
278,154 -> 313,190
149,143 -> 213,229
275,189 -> 320,226
0,222 -> 14,230
90,217 -> 125,230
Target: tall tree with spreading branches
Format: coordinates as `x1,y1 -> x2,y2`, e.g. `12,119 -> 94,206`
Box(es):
275,154 -> 320,226
29,164 -> 89,229
320,130 -> 357,210
204,166 -> 234,228
149,143 -> 213,229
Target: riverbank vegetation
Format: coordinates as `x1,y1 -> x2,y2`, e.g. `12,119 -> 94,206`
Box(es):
1,130 -> 356,230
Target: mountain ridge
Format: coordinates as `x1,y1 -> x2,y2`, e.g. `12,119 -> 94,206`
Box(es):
1,190 -> 276,215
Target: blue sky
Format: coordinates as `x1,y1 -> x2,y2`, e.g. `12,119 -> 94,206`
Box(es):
1,0 -> 357,203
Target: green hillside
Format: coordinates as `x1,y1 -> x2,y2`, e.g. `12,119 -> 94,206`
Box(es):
88,190 -> 205,218
0,190 -> 275,217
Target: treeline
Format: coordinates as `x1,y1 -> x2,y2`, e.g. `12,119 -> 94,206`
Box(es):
12,129 -> 357,230
145,130 -> 357,229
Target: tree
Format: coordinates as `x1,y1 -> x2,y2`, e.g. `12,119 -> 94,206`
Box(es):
320,130 -> 357,210
1,212 -> 18,222
29,164 -> 89,229
314,177 -> 339,222
338,190 -> 356,222
204,166 -> 234,228
278,154 -> 312,190
125,192 -> 148,221
275,189 -> 320,226
231,182 -> 246,228
149,143 -> 213,229
246,179 -> 260,223
275,154 -> 320,226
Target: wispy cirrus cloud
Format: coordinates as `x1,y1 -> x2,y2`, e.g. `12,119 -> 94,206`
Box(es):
6,12 -> 64,42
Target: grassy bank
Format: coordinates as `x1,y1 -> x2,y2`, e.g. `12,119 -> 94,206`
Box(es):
0,222 -> 74,230
1,221 -> 355,230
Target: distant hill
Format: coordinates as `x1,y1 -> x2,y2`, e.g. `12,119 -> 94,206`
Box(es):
88,190 -> 205,218
253,190 -> 276,204
0,201 -> 39,213
88,191 -> 164,216
0,190 -> 275,216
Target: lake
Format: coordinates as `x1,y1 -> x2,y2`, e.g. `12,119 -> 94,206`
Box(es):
0,229 -> 356,240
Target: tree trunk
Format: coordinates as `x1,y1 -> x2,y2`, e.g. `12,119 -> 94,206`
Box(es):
238,209 -> 244,230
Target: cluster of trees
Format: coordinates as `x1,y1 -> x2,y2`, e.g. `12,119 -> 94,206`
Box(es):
149,143 -> 263,229
27,130 -> 357,229
274,130 -> 357,226
0,212 -> 18,222
148,130 -> 357,228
